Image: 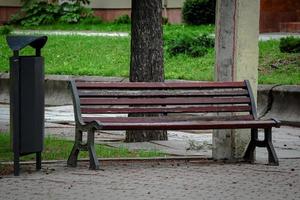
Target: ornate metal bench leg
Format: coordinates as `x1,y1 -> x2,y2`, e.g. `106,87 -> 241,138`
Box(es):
264,128 -> 279,166
244,128 -> 258,163
67,128 -> 83,167
87,129 -> 100,170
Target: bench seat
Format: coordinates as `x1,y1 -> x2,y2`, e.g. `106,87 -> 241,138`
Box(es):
83,117 -> 279,130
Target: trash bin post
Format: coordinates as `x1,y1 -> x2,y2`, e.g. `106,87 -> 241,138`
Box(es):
7,36 -> 47,176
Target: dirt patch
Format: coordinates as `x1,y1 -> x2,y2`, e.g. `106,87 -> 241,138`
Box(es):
259,55 -> 300,75
0,164 -> 13,176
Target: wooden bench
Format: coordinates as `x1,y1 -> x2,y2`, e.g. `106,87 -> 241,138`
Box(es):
67,80 -> 280,169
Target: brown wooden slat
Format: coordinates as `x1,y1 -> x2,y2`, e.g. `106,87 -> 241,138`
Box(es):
99,121 -> 276,130
78,90 -> 249,98
83,115 -> 254,123
82,118 -> 276,130
76,81 -> 246,89
81,105 -> 252,114
80,97 -> 251,105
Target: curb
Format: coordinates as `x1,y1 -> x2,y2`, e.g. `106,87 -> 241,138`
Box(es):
258,85 -> 300,127
1,73 -> 299,126
0,73 -> 126,106
0,156 -> 211,166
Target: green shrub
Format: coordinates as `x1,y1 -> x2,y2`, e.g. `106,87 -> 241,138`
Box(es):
0,26 -> 12,35
9,1 -> 94,26
279,36 -> 300,53
162,17 -> 169,25
80,16 -> 102,25
16,1 -> 60,26
114,14 -> 131,24
165,33 -> 214,57
182,0 -> 216,25
59,2 -> 82,23
59,13 -> 81,24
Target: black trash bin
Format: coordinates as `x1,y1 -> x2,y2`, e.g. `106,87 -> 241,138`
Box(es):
6,36 -> 47,176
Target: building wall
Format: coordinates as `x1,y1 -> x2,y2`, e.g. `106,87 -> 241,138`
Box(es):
89,0 -> 184,9
0,0 -> 19,24
0,0 -> 183,24
0,0 -> 184,8
260,0 -> 300,32
92,8 -> 182,23
0,0 -> 19,6
90,0 -> 183,23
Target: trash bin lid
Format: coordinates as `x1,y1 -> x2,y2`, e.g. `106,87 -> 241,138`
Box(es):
6,35 -> 48,51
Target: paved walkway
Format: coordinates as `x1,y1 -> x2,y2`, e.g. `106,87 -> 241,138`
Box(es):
0,159 -> 299,200
12,30 -> 129,37
259,32 -> 300,41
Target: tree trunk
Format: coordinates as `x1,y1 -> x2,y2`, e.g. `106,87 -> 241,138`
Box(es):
125,0 -> 167,142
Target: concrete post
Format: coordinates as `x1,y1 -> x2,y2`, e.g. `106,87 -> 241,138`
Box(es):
213,0 -> 260,159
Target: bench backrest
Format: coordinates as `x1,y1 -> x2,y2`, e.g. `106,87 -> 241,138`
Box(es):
70,80 -> 258,124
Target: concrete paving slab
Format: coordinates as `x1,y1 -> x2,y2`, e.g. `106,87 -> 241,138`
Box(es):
0,104 -> 75,124
107,141 -> 210,156
151,140 -> 212,157
45,122 -> 74,128
259,32 -> 300,41
0,120 -> 9,133
45,105 -> 74,123
257,126 -> 300,159
168,131 -> 213,142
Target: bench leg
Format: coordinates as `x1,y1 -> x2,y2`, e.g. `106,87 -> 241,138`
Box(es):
264,128 -> 279,166
244,128 -> 279,165
87,129 -> 100,170
67,128 -> 83,167
243,128 -> 258,163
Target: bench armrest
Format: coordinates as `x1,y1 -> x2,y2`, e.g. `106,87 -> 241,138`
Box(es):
271,118 -> 281,128
80,120 -> 103,131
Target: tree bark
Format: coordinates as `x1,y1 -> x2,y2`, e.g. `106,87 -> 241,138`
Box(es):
125,0 -> 167,142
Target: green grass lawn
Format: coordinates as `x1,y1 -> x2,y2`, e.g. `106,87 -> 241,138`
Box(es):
16,23 -> 131,32
259,40 -> 300,84
0,24 -> 299,84
14,23 -> 215,36
0,133 -> 163,162
0,35 -> 215,80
